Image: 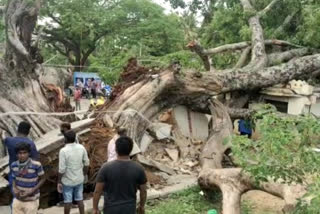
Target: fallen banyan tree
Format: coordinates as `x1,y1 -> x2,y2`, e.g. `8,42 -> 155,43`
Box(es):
91,1 -> 318,213
0,0 -> 319,213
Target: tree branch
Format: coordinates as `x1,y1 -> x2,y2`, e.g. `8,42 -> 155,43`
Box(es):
234,47 -> 251,68
174,54 -> 320,95
47,12 -> 62,26
272,11 -> 297,37
50,43 -> 67,57
187,41 -> 212,71
268,48 -> 317,66
240,0 -> 268,70
201,40 -> 301,55
228,108 -> 254,119
0,6 -> 5,15
204,41 -> 251,55
258,0 -> 280,17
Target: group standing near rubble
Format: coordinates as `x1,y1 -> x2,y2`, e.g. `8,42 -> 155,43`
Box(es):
4,121 -> 147,214
74,78 -> 109,110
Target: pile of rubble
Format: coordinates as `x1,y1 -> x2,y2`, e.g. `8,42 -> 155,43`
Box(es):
84,104 -> 212,191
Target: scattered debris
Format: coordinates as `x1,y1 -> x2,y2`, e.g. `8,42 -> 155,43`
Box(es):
158,109 -> 172,123
145,170 -> 165,189
165,148 -> 179,162
137,155 -> 176,175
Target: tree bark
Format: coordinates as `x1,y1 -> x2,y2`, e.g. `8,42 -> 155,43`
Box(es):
0,0 -> 61,140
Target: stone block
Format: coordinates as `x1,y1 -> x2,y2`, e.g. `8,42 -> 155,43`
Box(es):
140,132 -> 153,153
153,123 -> 172,140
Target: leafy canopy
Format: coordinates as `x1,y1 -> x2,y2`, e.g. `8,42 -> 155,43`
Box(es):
232,106 -> 320,213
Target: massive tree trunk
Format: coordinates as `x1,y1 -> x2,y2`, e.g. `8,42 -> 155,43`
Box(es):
91,1 -> 316,213
91,51 -> 316,213
0,0 -> 61,142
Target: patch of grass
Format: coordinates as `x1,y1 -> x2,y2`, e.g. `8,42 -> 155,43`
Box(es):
146,186 -> 222,214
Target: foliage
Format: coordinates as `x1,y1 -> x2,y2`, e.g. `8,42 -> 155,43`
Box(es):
113,0 -> 185,57
39,0 -> 185,69
141,50 -> 204,70
92,49 -> 204,85
89,46 -> 137,85
232,107 -> 320,212
201,3 -> 250,47
165,0 -> 320,69
296,4 -> 320,48
294,178 -> 320,214
146,186 -> 221,214
39,0 -> 121,67
146,186 -> 260,214
232,110 -> 320,183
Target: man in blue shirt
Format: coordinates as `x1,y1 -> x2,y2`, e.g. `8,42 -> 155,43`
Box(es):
238,119 -> 252,138
11,142 -> 45,214
4,121 -> 39,194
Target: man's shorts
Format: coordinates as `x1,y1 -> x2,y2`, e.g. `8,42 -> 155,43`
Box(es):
12,198 -> 39,214
62,183 -> 83,203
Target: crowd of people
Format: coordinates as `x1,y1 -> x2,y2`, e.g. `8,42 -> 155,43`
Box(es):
3,121 -> 147,214
74,78 -> 110,111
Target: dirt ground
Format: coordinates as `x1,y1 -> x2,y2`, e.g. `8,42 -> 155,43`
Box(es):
242,190 -> 285,214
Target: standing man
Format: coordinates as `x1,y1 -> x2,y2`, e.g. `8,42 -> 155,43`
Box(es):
107,127 -> 127,162
76,79 -> 84,91
60,122 -> 79,144
93,136 -> 147,214
11,142 -> 46,214
107,127 -> 141,162
4,121 -> 39,194
58,130 -> 90,214
74,86 -> 82,111
91,78 -> 97,99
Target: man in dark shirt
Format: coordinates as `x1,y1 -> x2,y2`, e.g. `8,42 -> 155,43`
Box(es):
93,136 -> 147,214
4,121 -> 39,194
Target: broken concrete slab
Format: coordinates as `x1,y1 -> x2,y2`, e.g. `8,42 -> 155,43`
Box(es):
130,140 -> 141,156
140,132 -> 153,153
37,118 -> 94,154
152,122 -> 172,140
137,155 -> 175,175
173,106 -> 190,138
190,111 -> 209,142
172,105 -> 209,141
165,148 -> 179,162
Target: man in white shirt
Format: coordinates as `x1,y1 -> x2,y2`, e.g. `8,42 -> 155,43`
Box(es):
107,127 -> 141,162
58,131 -> 90,214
